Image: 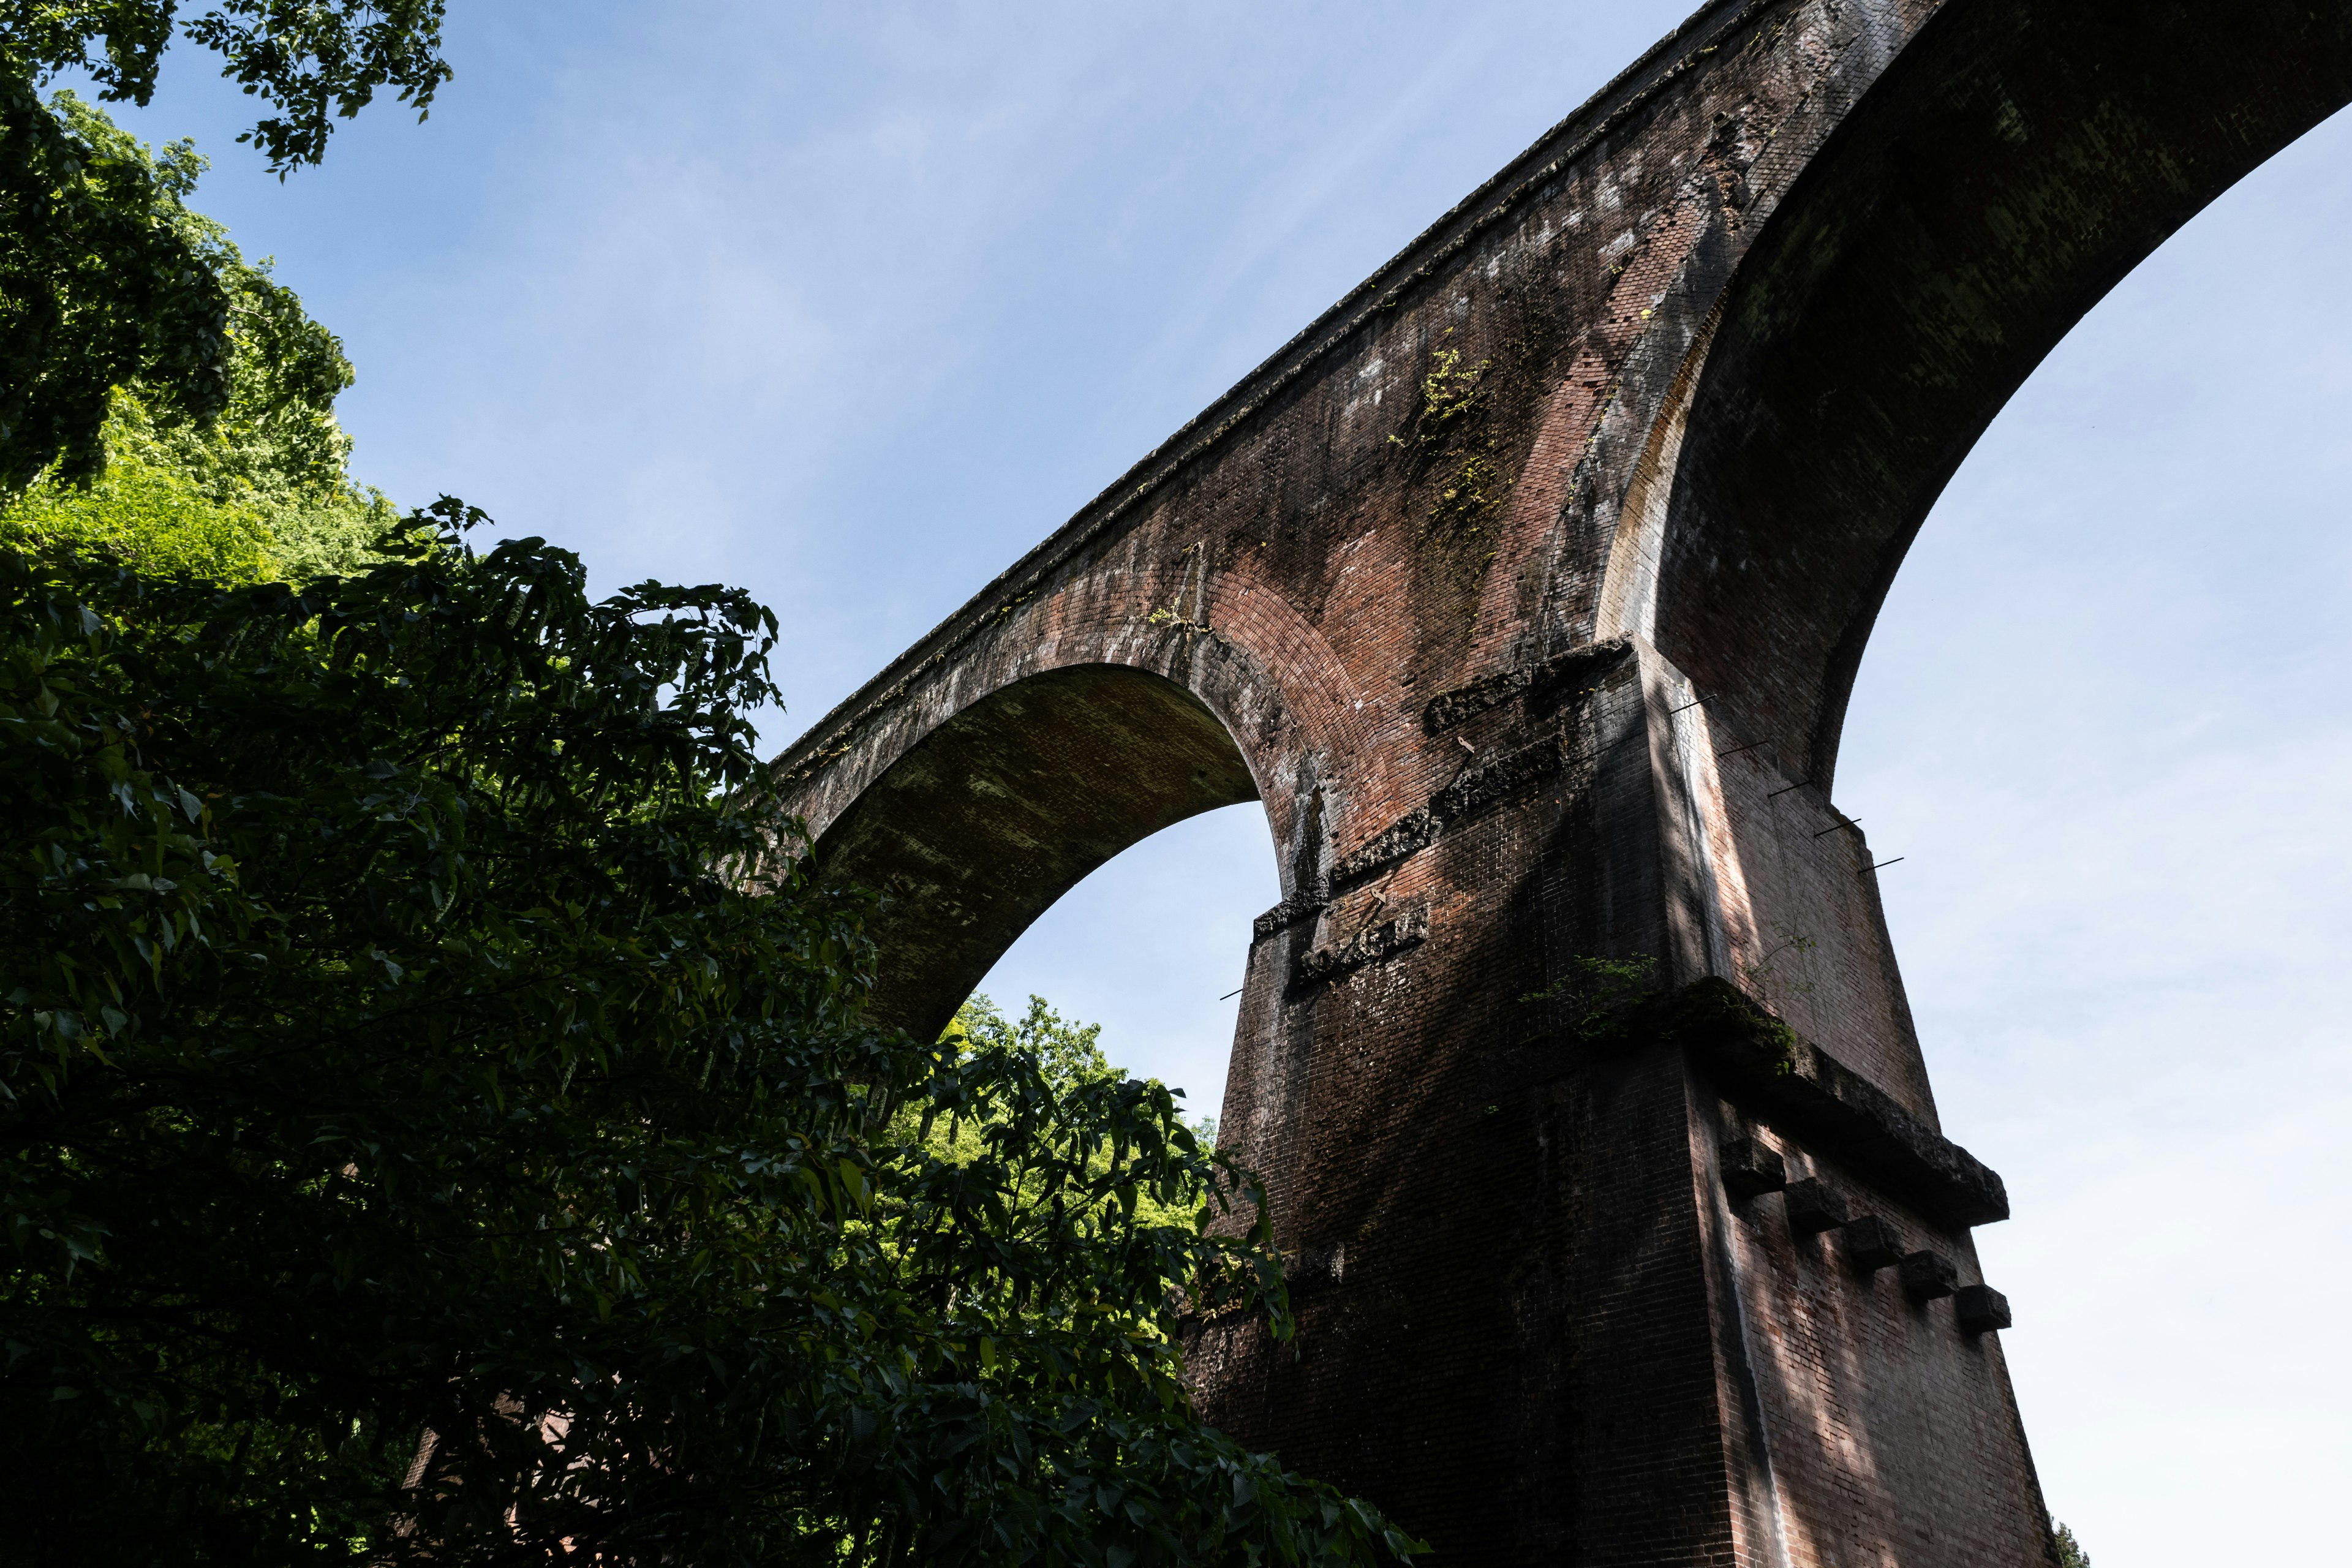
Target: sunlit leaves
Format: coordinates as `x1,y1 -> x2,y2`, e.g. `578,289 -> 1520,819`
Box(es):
2,1 -> 453,173
2,3 -> 450,491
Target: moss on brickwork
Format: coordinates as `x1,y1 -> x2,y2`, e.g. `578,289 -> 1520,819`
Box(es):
1660,974 -> 1800,1074
1399,336 -> 1510,543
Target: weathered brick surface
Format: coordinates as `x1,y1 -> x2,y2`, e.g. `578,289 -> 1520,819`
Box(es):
771,1 -> 2352,1559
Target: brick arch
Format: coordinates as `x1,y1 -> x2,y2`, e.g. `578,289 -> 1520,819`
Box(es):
810,661 -> 1261,1038
1646,0 -> 2352,788
793,559 -> 1378,1038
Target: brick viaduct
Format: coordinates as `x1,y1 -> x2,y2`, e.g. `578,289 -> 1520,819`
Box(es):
769,2 -> 2352,1562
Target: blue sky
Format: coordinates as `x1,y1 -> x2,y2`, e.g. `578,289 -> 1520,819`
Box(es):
97,4 -> 2352,1559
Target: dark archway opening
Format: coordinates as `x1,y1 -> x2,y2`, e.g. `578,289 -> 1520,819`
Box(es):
1653,4 -> 2352,1558
811,663 -> 1261,1039
1834,130 -> 2352,1555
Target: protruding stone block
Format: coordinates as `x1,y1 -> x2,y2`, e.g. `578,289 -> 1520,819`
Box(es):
1719,1136 -> 1786,1201
1956,1283 -> 2013,1334
1842,1214 -> 1904,1271
1782,1177 -> 1848,1235
1298,905 -> 1429,984
1676,976 -> 2009,1227
1899,1249 -> 1958,1301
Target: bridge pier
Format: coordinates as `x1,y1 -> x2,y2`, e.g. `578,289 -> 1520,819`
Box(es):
1197,635 -> 2041,1565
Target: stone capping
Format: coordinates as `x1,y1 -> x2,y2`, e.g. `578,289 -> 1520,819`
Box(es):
1668,978 -> 2011,1230
1300,905 -> 1430,984
1250,894 -> 1328,941
1422,637 -> 1634,735
1842,1214 -> 1905,1272
1330,807 -> 1445,887
1331,736 -> 1571,888
1431,736 -> 1570,823
1718,1135 -> 1787,1202
1899,1250 -> 1960,1302
1781,1176 -> 1848,1235
1954,1283 -> 2012,1335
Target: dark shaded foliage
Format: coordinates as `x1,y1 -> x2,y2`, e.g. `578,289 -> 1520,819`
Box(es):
0,510 -> 1418,1565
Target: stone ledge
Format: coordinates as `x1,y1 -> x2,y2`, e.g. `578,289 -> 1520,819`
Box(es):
1665,979 -> 2010,1230
1431,736 -> 1568,823
1330,806 -> 1442,886
1300,905 -> 1430,984
1422,636 -> 1631,734
1251,894 -> 1328,940
1331,736 -> 1571,888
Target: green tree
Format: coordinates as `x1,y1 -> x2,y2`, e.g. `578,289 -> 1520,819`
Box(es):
2053,1518 -> 2090,1568
937,992 -> 1221,1229
948,992 -> 1117,1085
944,995 -> 1216,1145
0,510 -> 1417,1565
2,95 -> 397,578
2,1 -> 452,488
0,428 -> 279,579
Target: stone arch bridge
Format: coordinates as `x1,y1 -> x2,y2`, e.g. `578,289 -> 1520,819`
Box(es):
771,2 -> 2352,1561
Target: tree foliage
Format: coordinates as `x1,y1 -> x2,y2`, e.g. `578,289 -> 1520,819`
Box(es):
2,80 -> 231,488
940,993 -> 1220,1219
0,510 -> 1418,1565
1,0 -> 451,173
2,94 -> 394,572
2,1 -> 450,488
0,424 -> 278,578
946,993 -> 1120,1095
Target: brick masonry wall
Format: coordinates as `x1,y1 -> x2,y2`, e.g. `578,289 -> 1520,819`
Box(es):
1697,1096 -> 2057,1568
769,0 -> 2352,1559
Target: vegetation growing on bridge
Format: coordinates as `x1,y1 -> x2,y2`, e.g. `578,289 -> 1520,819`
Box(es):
1393,333 -> 1510,544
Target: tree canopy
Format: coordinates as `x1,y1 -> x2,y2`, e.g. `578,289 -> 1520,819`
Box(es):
2,1 -> 451,488
2,94 -> 394,573
0,506 -> 1417,1564
1,15 -> 1420,1558
1,0 -> 452,172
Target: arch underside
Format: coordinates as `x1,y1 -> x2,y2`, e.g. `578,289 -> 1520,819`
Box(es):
810,663 -> 1261,1039
1659,0 -> 2352,788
